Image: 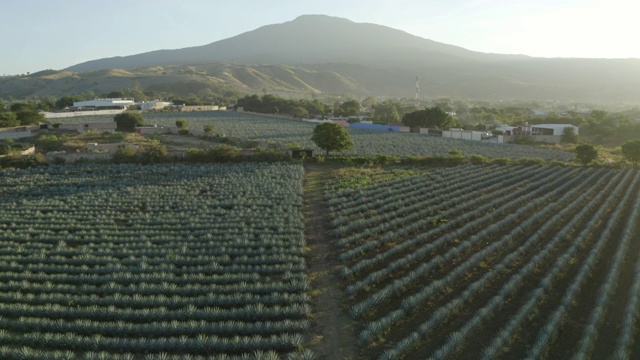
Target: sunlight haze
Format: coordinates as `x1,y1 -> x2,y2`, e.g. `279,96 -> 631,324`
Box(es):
1,0 -> 639,75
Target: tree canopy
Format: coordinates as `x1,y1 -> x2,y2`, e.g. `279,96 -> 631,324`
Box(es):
372,101 -> 401,124
402,107 -> 454,129
575,144 -> 598,165
337,100 -> 360,117
311,122 -> 353,157
621,140 -> 640,166
114,112 -> 144,132
560,127 -> 579,144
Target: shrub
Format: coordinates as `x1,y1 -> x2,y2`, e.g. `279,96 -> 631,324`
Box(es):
112,146 -> 137,163
114,113 -> 144,132
515,157 -> 546,166
492,157 -> 513,165
0,154 -> 46,169
203,124 -> 215,134
469,154 -> 489,165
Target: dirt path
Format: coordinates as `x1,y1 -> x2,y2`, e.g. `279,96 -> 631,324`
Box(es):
303,163 -> 357,360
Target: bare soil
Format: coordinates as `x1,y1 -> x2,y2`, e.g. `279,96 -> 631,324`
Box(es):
303,163 -> 358,360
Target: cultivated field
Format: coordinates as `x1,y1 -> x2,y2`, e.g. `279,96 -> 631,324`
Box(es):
51,111 -> 575,160
0,163 -> 309,359
324,165 -> 640,359
2,158 -> 640,360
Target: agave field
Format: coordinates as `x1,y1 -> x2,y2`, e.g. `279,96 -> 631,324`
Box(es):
326,165 -> 640,359
52,111 -> 574,160
0,163 -> 309,359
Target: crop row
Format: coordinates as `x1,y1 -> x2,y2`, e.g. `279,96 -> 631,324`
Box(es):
324,165 -> 640,359
0,163 -> 308,358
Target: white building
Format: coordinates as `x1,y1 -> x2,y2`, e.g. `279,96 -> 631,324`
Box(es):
530,124 -> 579,136
72,98 -> 135,110
138,100 -> 171,111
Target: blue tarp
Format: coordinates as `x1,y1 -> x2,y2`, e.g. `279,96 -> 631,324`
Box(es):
350,123 -> 400,132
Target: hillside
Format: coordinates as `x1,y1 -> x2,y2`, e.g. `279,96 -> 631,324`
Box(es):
1,15 -> 640,104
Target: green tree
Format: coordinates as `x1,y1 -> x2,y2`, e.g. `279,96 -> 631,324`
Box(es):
175,119 -> 188,130
575,144 -> 598,165
311,122 -> 353,157
621,140 -> 640,166
203,124 -> 215,134
290,106 -> 309,119
560,127 -> 579,144
16,110 -> 44,125
55,96 -> 82,110
402,107 -> 453,129
0,112 -> 19,128
0,100 -> 5,112
114,112 -> 144,132
337,100 -> 360,117
373,101 -> 401,124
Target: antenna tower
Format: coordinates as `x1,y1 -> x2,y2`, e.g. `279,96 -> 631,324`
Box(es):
415,75 -> 420,107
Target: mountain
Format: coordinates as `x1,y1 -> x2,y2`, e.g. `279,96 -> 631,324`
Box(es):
2,15 -> 640,104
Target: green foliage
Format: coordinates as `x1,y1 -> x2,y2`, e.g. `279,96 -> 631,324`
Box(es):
511,135 -> 538,145
575,144 -> 598,165
203,124 -> 215,134
112,146 -> 137,163
175,119 -> 188,130
0,112 -> 19,127
0,154 -> 46,169
114,113 -> 144,132
402,107 -> 453,129
285,142 -> 302,150
311,122 -> 354,157
55,96 -> 82,110
185,145 -> 240,163
337,100 -> 360,117
621,139 -> 640,165
140,141 -> 168,164
372,101 -> 401,124
469,154 -> 489,165
560,127 -> 579,144
15,110 -> 44,125
290,106 -> 309,118
515,157 -> 546,166
0,99 -> 5,112
37,135 -> 66,152
492,157 -> 513,165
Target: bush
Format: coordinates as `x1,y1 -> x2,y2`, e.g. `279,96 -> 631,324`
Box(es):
112,146 -> 138,163
140,141 -> 168,164
52,123 -> 61,129
203,124 -> 215,134
205,145 -> 239,162
515,157 -> 546,166
468,154 -> 489,165
0,154 -> 47,169
114,113 -> 144,132
492,158 -> 513,165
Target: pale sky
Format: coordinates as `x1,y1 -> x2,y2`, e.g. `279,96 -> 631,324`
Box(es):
1,0 -> 639,75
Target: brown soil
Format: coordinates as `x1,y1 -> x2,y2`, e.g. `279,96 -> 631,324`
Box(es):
303,163 -> 358,360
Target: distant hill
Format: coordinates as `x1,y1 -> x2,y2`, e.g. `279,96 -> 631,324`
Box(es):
2,15 -> 640,104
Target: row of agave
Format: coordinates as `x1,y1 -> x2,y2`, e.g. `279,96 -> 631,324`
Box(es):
0,163 -> 309,357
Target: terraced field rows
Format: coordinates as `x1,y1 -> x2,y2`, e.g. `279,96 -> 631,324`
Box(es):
0,163 -> 308,359
325,165 -> 640,359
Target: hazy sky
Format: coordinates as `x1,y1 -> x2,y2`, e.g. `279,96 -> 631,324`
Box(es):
1,0 -> 638,75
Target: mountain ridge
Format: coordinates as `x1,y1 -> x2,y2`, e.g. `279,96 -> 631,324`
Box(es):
2,14 -> 639,104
